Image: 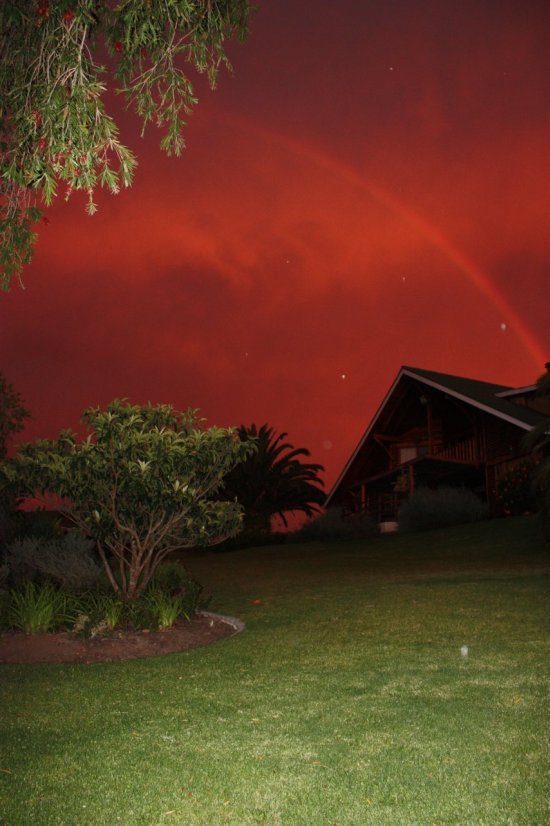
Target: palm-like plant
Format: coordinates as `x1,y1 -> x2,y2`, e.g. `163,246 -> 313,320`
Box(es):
222,424 -> 325,536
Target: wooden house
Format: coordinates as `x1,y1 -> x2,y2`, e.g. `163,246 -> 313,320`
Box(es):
325,365 -> 549,523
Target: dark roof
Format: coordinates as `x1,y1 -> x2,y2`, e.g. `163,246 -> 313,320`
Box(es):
401,366 -> 544,429
325,365 -> 547,507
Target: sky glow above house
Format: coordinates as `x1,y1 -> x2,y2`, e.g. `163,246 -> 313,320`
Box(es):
1,0 -> 549,491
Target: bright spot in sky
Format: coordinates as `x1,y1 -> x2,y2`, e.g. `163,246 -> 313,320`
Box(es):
500,323 -> 507,332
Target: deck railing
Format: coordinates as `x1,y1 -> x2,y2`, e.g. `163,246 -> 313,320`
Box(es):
431,436 -> 478,464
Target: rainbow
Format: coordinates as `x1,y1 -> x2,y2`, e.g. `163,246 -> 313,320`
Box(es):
215,111 -> 546,371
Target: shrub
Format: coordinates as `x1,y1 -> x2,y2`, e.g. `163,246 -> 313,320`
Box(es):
1,555 -> 206,635
497,460 -> 539,516
72,563 -> 205,635
72,592 -> 125,638
150,562 -> 205,616
291,507 -> 379,542
5,401 -> 253,600
149,561 -> 191,593
8,580 -> 72,634
144,589 -> 187,630
126,567 -> 204,630
6,533 -> 101,592
398,486 -> 489,532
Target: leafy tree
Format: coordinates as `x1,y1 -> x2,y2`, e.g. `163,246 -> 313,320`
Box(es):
0,0 -> 252,288
221,423 -> 325,537
523,369 -> 550,541
2,400 -> 255,599
0,373 -> 31,551
0,373 -> 30,459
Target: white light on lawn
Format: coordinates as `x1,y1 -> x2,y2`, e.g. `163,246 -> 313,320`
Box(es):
460,645 -> 469,657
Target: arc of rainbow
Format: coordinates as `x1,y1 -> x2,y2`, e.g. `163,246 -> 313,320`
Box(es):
351,179 -> 546,370
214,111 -> 546,371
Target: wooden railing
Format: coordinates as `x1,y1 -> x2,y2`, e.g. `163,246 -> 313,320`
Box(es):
431,437 -> 478,464
388,436 -> 479,469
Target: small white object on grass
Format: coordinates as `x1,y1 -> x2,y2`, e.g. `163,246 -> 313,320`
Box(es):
460,645 -> 469,657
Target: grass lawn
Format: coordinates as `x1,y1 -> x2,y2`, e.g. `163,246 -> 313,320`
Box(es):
1,515 -> 548,825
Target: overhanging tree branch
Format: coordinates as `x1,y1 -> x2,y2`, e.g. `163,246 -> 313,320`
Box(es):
0,0 -> 253,288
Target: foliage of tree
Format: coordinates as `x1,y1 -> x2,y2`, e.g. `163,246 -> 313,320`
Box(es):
221,423 -> 325,537
2,400 -> 255,599
523,369 -> 550,541
496,460 -> 539,516
0,0 -> 252,288
0,372 -> 31,459
0,373 -> 31,551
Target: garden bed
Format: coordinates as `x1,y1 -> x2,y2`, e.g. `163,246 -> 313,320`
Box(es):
0,611 -> 240,664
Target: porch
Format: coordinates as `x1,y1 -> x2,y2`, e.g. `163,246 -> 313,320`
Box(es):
347,453 -> 486,522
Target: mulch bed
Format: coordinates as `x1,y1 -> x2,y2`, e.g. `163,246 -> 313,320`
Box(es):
0,612 -> 239,665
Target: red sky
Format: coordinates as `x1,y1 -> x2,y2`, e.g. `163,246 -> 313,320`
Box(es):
1,0 -> 549,494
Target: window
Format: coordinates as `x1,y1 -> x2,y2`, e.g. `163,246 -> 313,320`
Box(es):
399,447 -> 417,463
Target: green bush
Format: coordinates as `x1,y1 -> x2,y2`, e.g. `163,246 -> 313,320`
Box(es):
71,592 -> 125,638
71,563 -> 205,635
144,589 -> 187,630
149,561 -> 191,592
497,461 -> 539,516
8,580 -> 72,634
149,562 -> 205,616
1,556 -> 206,635
398,486 -> 489,533
6,533 -> 101,592
291,507 -> 379,542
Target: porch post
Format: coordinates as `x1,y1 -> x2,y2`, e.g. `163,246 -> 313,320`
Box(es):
427,398 -> 433,454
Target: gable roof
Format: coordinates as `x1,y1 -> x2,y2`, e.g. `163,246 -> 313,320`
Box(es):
325,365 -> 546,507
400,366 -> 544,430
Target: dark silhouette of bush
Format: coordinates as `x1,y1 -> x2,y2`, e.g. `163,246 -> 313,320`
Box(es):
398,487 -> 488,532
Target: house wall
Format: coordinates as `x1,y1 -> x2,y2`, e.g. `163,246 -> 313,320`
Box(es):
502,392 -> 550,416
482,415 -> 527,464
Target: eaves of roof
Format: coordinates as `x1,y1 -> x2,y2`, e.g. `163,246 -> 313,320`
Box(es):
496,385 -> 537,398
401,367 -> 544,430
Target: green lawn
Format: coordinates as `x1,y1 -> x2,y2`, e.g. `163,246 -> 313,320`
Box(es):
1,516 -> 548,825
